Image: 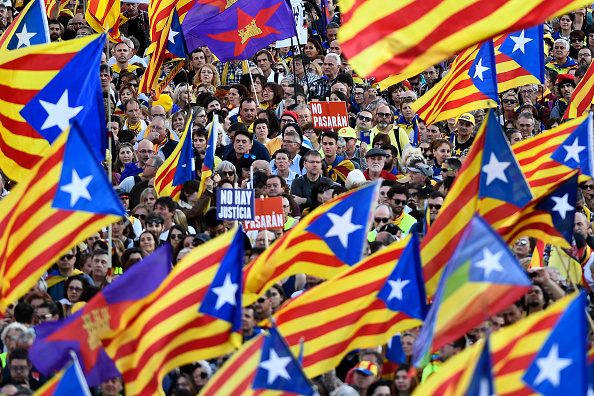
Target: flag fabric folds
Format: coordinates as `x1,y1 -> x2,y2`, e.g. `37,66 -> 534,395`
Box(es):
154,117 -> 195,201
243,181 -> 379,304
413,292 -> 587,396
166,7 -> 187,59
272,234 -> 427,379
0,121 -> 125,312
199,115 -> 218,198
85,0 -> 123,42
564,60 -> 594,119
32,355 -> 91,396
413,215 -> 532,367
139,11 -> 172,94
550,115 -> 594,178
420,109 -> 532,297
338,0 -> 590,83
103,229 -> 244,396
412,41 -> 499,126
20,33 -> 108,161
0,0 -> 49,51
182,0 -> 296,63
30,246 -> 172,386
0,35 -> 101,181
148,0 -> 176,45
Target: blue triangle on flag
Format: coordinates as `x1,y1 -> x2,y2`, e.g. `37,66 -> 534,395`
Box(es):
167,8 -> 187,59
6,0 -> 50,50
534,173 -> 578,244
550,116 -> 594,177
467,337 -> 496,396
468,40 -> 499,103
499,25 -> 544,83
386,334 -> 407,364
172,118 -> 195,186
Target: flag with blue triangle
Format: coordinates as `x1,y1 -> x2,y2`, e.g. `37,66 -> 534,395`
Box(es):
377,232 -> 428,320
498,25 -> 544,83
550,115 -> 594,178
523,291 -> 587,395
386,334 -> 407,364
0,0 -> 49,51
534,172 -> 577,245
33,353 -> 92,396
20,34 -> 107,161
172,120 -> 195,186
479,108 -> 532,207
252,325 -> 314,395
468,40 -> 499,104
467,337 -> 496,396
167,8 -> 187,59
199,228 -> 244,332
413,214 -> 532,368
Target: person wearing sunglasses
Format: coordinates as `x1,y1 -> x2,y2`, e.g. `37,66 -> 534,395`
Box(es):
427,191 -> 445,226
386,185 -> 417,235
47,249 -> 93,301
498,91 -> 518,125
368,204 -> 393,242
512,236 -> 532,260
355,109 -> 374,146
192,361 -> 213,391
166,225 -> 188,251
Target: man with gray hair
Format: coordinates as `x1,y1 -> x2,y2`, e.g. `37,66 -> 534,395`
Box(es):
517,112 -> 536,138
545,39 -> 577,74
309,53 -> 341,100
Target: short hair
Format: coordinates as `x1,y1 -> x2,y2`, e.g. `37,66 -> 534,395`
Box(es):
380,144 -> 398,158
147,154 -> 164,169
576,64 -> 589,78
517,112 -> 535,122
266,174 -> 287,188
255,49 -> 273,63
321,131 -> 339,142
387,185 -> 409,200
146,211 -> 164,223
8,348 -> 29,365
273,148 -> 292,161
400,97 -> 415,109
92,249 -> 109,259
303,149 -> 322,161
38,301 -> 60,317
100,63 -> 112,77
283,129 -> 302,145
325,53 -> 341,65
327,22 -> 340,30
48,18 -> 61,26
252,118 -> 269,132
335,73 -> 354,89
554,38 -> 569,51
443,157 -> 462,170
14,302 -> 34,324
155,196 -> 177,213
240,96 -> 257,110
428,191 -> 446,200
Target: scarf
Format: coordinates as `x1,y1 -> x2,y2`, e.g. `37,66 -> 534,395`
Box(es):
397,114 -> 419,146
126,120 -> 142,133
326,157 -> 355,184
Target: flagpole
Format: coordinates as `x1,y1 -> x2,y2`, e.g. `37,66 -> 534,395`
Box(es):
105,30 -> 113,272
249,71 -> 260,107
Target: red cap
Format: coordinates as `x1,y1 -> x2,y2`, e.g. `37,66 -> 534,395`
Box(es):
557,73 -> 575,86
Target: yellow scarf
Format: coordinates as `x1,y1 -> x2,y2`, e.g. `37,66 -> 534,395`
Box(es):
126,120 -> 142,133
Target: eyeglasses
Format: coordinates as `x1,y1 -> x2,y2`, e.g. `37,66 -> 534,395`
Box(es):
200,69 -> 213,74
127,83 -> 139,88
220,170 -> 234,177
428,204 -> 442,210
217,85 -> 231,90
282,140 -> 298,145
358,115 -> 372,122
376,112 -> 392,118
391,198 -> 406,205
243,154 -> 256,159
146,219 -> 163,225
138,149 -> 153,154
583,184 -> 594,190
135,213 -> 147,220
60,254 -> 75,260
518,123 -> 533,128
68,286 -> 83,292
170,234 -> 185,239
578,53 -> 591,58
375,217 -> 390,223
151,126 -> 165,131
10,366 -> 28,372
553,46 -> 567,50
306,160 -> 322,164
502,99 -> 517,104
515,239 -> 528,245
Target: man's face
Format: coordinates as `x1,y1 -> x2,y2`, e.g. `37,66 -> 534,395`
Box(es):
92,254 -> 109,278
526,285 -> 545,308
100,378 -> 124,396
72,14 -> 85,31
520,86 -> 537,104
266,177 -> 283,197
364,89 -> 378,104
36,307 -> 58,324
57,249 -> 76,271
501,304 -> 523,326
296,107 -> 312,128
457,119 -> 473,138
374,205 -> 391,232
390,193 -> 407,216
332,82 -> 348,96
194,134 -> 207,153
329,40 -> 341,55
123,2 -> 138,15
150,119 -> 167,142
150,105 -> 166,120
559,82 -> 574,100
579,49 -> 592,65
242,308 -> 257,333
207,100 -> 221,112
136,141 -> 153,164
155,203 -> 173,223
256,54 -> 272,72
553,42 -> 569,59
283,85 -> 295,100
146,218 -> 164,235
367,155 -> 385,173
426,125 -> 441,140
234,133 -> 253,155
327,28 -> 338,42
353,371 -> 376,391
114,43 -> 130,64
375,105 -> 392,129
356,111 -> 373,130
240,102 -> 258,124
304,155 -> 322,176
410,171 -> 426,184
517,116 -> 534,138
49,23 -> 61,41
353,87 -> 365,104
5,330 -> 22,352
323,56 -> 339,78
125,102 -> 140,124
427,197 -> 444,222
438,343 -> 460,361
100,70 -> 111,90
575,213 -> 589,236
142,158 -> 158,179
322,136 -> 337,158
281,134 -> 299,156
423,66 -> 438,83
191,51 -> 206,69
9,359 -> 29,383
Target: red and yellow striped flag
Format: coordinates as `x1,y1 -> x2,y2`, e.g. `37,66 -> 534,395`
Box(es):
139,12 -> 172,94
564,61 -> 594,119
85,0 -> 124,42
530,240 -> 546,268
0,36 -> 104,181
493,33 -> 542,93
44,0 -> 73,18
338,0 -> 590,83
412,293 -> 579,395
148,0 -> 176,44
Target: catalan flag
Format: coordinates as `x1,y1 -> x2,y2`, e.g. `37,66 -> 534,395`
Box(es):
530,240 -> 546,268
412,41 -> 499,126
201,325 -> 314,396
550,115 -> 594,178
413,215 -> 532,368
0,120 -> 125,312
44,0 -> 73,19
337,0 -> 590,83
85,0 -> 123,42
564,61 -> 594,119
421,109 -> 532,297
103,228 -> 244,396
414,292 -> 587,396
199,114 -> 217,198
272,233 -> 427,379
154,117 -> 194,201
0,35 -> 100,181
166,8 -> 187,59
139,10 -> 172,94
243,181 -> 379,304
0,0 -> 49,51
30,246 -> 172,386
32,354 -> 91,396
148,0 -> 176,45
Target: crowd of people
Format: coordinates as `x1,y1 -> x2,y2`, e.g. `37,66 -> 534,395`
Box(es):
0,0 -> 593,394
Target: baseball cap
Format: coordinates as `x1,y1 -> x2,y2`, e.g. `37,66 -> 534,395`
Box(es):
354,361 -> 378,376
408,164 -> 434,178
365,148 -> 388,158
337,127 -> 357,139
457,113 -> 475,125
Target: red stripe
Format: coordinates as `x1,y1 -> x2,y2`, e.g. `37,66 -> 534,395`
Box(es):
432,370 -> 464,394
2,52 -> 77,71
0,132 -> 43,170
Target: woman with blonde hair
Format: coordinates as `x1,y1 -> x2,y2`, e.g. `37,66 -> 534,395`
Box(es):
194,64 -> 221,88
139,187 -> 158,211
172,84 -> 192,112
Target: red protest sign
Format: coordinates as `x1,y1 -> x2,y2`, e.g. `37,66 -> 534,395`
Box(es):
311,101 -> 349,129
243,197 -> 285,231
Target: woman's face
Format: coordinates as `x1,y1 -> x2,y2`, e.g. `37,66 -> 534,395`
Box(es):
140,233 -> 156,253
394,370 -> 411,392
176,376 -> 191,391
241,167 -> 251,180
433,142 -> 451,164
109,122 -> 120,136
255,123 -> 269,140
81,256 -> 93,275
502,94 -> 517,111
559,14 -> 572,31
207,100 -> 221,113
392,88 -> 404,103
183,235 -> 195,249
172,114 -> 185,131
221,182 -> 234,189
401,334 -> 415,357
121,88 -> 133,102
262,86 -> 273,102
119,146 -> 134,164
253,78 -> 262,94
304,42 -> 318,58
169,229 -> 184,249
67,279 -> 84,303
228,88 -> 242,107
133,208 -> 148,228
219,167 -> 235,182
371,385 -> 391,396
193,366 -> 209,387
303,128 -> 317,142
112,220 -> 125,237
144,194 -> 156,210
268,287 -> 282,310
200,67 -> 214,83
330,93 -> 341,102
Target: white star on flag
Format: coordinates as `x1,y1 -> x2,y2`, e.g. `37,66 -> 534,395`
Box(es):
474,248 -> 504,278
16,24 -> 37,48
324,207 -> 362,248
510,30 -> 533,53
387,278 -> 410,301
482,153 -> 510,185
259,349 -> 292,384
551,193 -> 573,219
473,59 -> 490,81
59,169 -> 93,207
168,28 -> 180,44
211,273 -> 238,310
39,90 -> 84,131
533,344 -> 572,387
562,138 -> 585,163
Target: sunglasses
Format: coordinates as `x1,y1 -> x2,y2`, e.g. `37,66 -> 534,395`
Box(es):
220,170 -> 234,177
217,85 -> 231,90
441,167 -> 454,171
376,112 -> 392,118
60,254 -> 75,260
391,198 -> 406,205
256,297 -> 267,303
243,154 -> 257,159
428,204 -> 442,210
197,372 -> 208,379
146,219 -> 163,225
358,115 -> 372,122
127,83 -> 139,88
135,214 -> 147,220
571,38 -> 583,42
375,217 -> 390,223
68,286 -> 83,292
502,99 -> 517,104
515,239 -> 528,246
170,234 -> 185,239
